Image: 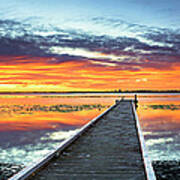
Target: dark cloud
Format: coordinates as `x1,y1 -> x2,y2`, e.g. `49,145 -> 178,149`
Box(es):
142,29 -> 180,52
0,18 -> 180,70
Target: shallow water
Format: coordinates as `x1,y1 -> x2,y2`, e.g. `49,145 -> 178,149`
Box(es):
0,93 -> 180,167
137,94 -> 180,161
0,95 -> 112,166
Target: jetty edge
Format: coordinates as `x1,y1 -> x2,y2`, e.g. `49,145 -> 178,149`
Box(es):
132,101 -> 156,180
9,101 -> 117,180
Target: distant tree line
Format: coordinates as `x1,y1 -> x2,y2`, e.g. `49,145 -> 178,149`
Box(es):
0,89 -> 180,94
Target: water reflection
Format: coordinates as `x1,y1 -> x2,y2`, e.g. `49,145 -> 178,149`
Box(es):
0,95 -> 112,165
137,95 -> 180,161
0,94 -> 180,165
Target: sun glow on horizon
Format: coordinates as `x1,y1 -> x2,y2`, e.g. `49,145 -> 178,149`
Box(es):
0,55 -> 179,92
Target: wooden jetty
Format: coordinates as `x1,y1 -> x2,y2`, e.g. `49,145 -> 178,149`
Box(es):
10,99 -> 156,180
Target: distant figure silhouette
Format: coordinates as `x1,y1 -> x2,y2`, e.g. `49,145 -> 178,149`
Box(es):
134,94 -> 138,109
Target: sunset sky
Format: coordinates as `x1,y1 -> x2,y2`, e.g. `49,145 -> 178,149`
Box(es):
0,0 -> 180,92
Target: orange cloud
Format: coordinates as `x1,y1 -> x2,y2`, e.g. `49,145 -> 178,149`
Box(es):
0,56 -> 179,92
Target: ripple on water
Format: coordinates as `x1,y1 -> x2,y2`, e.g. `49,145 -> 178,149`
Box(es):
0,163 -> 24,180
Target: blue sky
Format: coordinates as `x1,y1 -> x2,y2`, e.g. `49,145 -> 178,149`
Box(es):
1,0 -> 180,28
0,0 -> 180,59
0,0 -> 180,66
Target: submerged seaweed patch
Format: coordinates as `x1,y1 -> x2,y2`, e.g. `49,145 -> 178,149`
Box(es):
145,104 -> 180,110
0,104 -> 109,115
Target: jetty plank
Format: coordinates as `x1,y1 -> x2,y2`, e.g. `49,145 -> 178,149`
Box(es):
29,100 -> 146,180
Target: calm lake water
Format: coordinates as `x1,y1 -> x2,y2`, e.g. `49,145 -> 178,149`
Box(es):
137,94 -> 180,161
0,93 -> 180,166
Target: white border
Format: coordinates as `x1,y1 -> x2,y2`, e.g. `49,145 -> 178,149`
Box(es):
132,102 -> 156,180
9,103 -> 117,180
